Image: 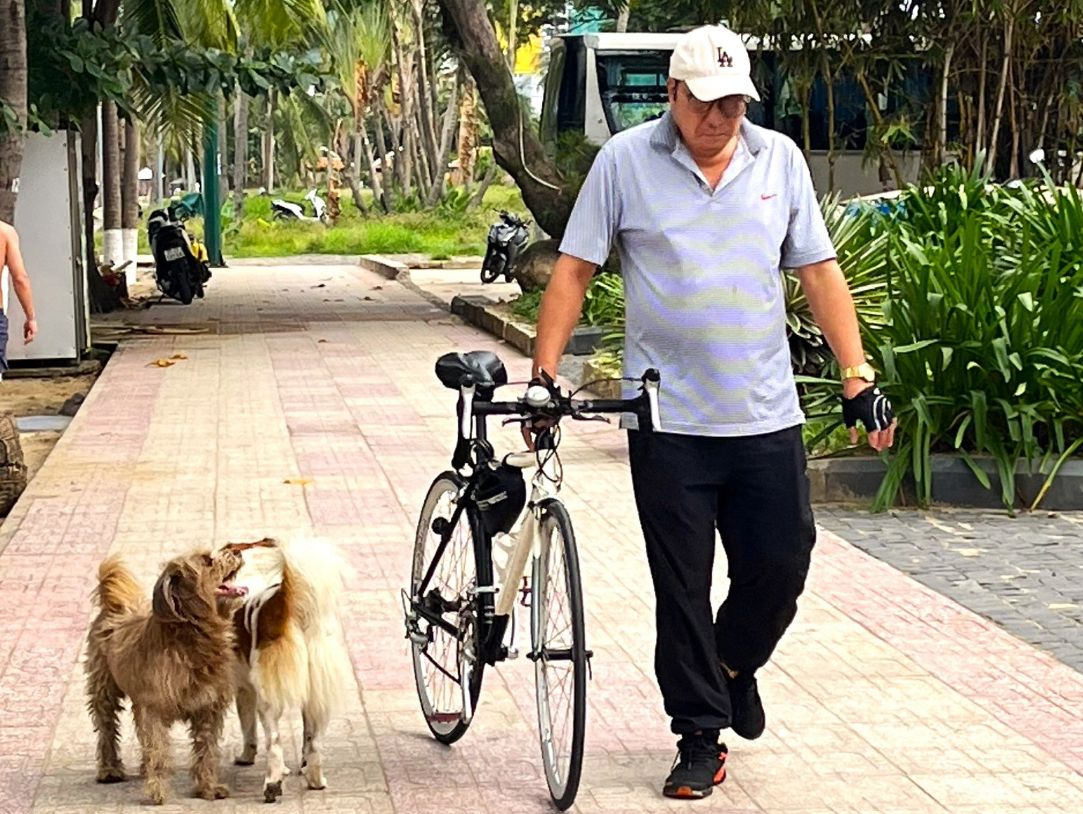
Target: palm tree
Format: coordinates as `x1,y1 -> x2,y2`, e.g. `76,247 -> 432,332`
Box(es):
323,0 -> 392,212
0,0 -> 27,224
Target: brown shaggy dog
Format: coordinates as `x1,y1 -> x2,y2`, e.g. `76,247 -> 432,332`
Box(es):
85,549 -> 247,805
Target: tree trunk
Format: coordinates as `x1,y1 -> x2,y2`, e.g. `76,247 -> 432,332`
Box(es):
359,126 -> 386,213
262,88 -> 275,192
426,74 -> 460,207
822,56 -> 836,192
986,12 -> 1014,176
80,110 -> 98,270
121,118 -> 140,274
152,135 -> 164,204
1008,69 -> 1020,180
0,0 -> 28,224
616,5 -> 630,32
938,42 -> 954,167
437,0 -> 571,237
393,24 -> 416,196
217,94 -> 229,204
414,106 -> 433,197
976,30 -> 988,163
101,101 -> 123,267
466,158 -> 496,211
345,131 -> 368,215
457,71 -> 478,188
372,107 -> 393,211
409,0 -> 440,187
506,0 -> 518,69
233,85 -> 248,221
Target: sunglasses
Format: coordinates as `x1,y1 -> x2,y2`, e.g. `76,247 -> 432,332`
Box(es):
678,84 -> 749,119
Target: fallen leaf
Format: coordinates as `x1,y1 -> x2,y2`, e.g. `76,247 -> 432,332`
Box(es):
1048,602 -> 1078,611
317,339 -> 328,344
150,359 -> 175,367
373,285 -> 384,290
171,353 -> 188,360
363,296 -> 374,301
312,283 -> 326,288
283,477 -> 314,486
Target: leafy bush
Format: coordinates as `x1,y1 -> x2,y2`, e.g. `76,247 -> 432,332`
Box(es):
509,272 -> 625,329
866,168 -> 1083,511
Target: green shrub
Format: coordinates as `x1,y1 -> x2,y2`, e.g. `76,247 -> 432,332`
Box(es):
867,173 -> 1083,511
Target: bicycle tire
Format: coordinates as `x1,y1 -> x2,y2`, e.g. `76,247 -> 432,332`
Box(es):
531,499 -> 588,811
410,471 -> 487,745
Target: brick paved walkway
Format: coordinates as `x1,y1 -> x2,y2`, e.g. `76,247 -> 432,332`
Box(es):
3,261 -> 1083,813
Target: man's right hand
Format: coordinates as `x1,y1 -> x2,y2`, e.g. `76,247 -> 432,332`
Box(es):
24,318 -> 37,344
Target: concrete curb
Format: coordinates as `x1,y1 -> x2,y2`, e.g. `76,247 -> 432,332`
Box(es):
449,294 -> 607,362
808,454 -> 1083,510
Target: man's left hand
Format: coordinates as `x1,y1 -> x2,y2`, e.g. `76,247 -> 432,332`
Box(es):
23,318 -> 37,344
842,382 -> 896,451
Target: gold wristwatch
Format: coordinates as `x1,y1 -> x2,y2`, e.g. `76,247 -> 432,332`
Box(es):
841,362 -> 876,383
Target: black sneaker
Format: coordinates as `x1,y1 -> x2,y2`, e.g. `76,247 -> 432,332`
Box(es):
723,666 -> 765,740
662,731 -> 728,799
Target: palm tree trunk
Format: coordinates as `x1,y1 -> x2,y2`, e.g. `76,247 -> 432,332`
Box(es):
359,126 -> 385,213
392,23 -> 415,196
426,74 -> 460,207
215,94 -> 228,205
0,0 -> 28,224
262,88 -> 276,192
233,85 -> 248,221
409,0 -> 440,186
938,42 -> 954,167
345,131 -> 368,215
101,101 -> 123,268
976,30 -> 988,161
986,11 -> 1014,176
370,111 -> 392,212
121,119 -> 140,278
457,71 -> 478,189
616,5 -> 630,32
152,135 -> 164,204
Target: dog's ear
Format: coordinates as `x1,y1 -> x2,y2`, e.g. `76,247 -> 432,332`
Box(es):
152,562 -> 202,622
152,566 -> 182,621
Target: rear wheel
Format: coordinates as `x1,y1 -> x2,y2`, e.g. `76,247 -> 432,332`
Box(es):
480,251 -> 505,284
409,472 -> 486,744
532,500 -> 588,811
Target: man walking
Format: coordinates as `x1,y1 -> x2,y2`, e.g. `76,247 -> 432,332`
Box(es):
530,25 -> 896,799
0,220 -> 38,378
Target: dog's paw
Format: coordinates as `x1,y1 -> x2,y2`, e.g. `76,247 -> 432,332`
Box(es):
235,743 -> 257,765
195,783 -> 230,801
262,780 -> 283,803
143,788 -> 167,806
305,774 -> 327,791
96,766 -> 126,784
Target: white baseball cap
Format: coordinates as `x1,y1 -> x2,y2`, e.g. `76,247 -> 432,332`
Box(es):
669,25 -> 760,103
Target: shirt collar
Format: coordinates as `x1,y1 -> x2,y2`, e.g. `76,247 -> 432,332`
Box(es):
650,111 -> 767,157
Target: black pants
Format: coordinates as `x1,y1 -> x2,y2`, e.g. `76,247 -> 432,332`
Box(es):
627,426 -> 817,734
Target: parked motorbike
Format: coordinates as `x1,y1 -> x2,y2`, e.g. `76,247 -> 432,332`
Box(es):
271,189 -> 327,223
481,211 -> 531,284
147,209 -> 211,305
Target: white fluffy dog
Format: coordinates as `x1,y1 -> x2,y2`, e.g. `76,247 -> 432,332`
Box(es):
219,537 -> 353,802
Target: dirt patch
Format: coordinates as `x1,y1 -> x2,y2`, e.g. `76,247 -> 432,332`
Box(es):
1,366 -> 101,489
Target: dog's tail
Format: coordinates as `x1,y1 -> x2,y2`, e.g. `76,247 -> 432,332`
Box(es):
280,536 -> 354,720
95,557 -> 143,616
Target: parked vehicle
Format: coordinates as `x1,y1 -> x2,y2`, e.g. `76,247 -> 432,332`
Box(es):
271,189 -> 327,223
147,209 -> 211,305
481,211 -> 531,284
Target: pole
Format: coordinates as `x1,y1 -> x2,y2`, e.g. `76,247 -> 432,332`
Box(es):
201,110 -> 225,267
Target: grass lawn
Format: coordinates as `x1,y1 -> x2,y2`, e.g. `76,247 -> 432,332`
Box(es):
225,185 -> 526,259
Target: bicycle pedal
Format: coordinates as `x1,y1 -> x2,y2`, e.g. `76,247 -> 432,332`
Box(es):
518,576 -> 531,607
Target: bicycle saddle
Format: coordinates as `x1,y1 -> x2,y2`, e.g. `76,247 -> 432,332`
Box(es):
435,351 -> 508,397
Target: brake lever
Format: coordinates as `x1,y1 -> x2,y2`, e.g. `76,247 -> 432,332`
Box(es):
571,412 -> 612,424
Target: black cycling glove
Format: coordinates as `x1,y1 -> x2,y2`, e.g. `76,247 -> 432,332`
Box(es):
842,385 -> 895,433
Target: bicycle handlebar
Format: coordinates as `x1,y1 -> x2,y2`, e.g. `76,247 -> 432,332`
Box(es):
457,369 -> 661,442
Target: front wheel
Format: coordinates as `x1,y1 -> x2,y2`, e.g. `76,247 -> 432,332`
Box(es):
480,250 -> 505,284
531,500 -> 588,811
409,472 -> 486,745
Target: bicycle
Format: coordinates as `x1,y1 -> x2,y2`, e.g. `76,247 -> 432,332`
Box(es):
403,350 -> 661,810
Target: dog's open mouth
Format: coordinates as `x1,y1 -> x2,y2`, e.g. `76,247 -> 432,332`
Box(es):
216,561 -> 249,598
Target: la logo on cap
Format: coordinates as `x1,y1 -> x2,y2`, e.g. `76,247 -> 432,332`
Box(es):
717,49 -> 734,68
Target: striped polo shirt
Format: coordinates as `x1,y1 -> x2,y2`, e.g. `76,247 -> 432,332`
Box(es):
559,113 -> 837,437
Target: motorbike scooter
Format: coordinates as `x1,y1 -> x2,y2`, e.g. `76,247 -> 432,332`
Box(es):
147,209 -> 211,305
271,188 -> 327,223
480,211 -> 531,284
